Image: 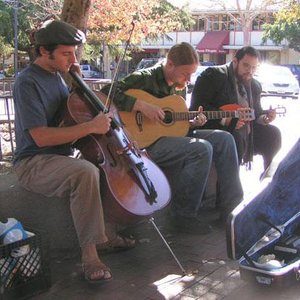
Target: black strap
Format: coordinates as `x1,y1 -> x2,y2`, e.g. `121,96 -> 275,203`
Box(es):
227,118 -> 238,133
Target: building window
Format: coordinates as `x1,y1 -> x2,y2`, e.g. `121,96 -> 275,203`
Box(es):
190,12 -> 275,32
235,16 -> 242,31
207,15 -> 220,31
221,14 -> 230,30
229,20 -> 235,30
252,13 -> 275,31
199,19 -> 205,31
252,15 -> 265,30
192,17 -> 205,31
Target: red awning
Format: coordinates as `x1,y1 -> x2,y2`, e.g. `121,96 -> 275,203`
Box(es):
143,49 -> 159,53
196,31 -> 230,54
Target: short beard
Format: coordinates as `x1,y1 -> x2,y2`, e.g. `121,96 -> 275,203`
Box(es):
235,70 -> 251,85
235,62 -> 251,85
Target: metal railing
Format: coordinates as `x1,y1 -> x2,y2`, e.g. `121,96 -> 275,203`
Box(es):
0,78 -> 111,160
0,79 -> 15,160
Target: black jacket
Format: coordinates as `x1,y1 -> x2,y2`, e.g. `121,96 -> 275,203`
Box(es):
190,62 -> 266,164
190,62 -> 264,131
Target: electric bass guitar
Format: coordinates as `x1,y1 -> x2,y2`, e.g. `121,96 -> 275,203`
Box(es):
119,89 -> 255,148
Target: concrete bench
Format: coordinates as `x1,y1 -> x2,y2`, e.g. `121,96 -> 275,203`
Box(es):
0,173 -> 78,251
0,168 -> 217,252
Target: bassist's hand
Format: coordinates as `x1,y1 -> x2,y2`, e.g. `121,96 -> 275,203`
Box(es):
89,112 -> 113,134
235,119 -> 246,129
263,108 -> 276,124
235,107 -> 253,129
224,118 -> 246,130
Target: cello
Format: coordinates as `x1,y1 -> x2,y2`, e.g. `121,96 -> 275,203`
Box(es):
62,69 -> 171,225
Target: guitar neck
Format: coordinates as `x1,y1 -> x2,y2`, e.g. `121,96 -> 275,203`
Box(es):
177,110 -> 239,121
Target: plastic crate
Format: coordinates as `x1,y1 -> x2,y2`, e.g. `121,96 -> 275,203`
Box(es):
0,230 -> 51,300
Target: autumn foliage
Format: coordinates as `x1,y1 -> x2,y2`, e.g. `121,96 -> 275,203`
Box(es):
88,0 -> 185,45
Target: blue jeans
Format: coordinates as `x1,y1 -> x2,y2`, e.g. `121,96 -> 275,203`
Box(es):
146,129 -> 243,217
190,129 -> 243,213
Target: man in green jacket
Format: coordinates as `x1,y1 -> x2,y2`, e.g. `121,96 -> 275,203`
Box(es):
102,42 -> 243,228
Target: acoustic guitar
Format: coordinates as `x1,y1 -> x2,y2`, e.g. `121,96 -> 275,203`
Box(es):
119,89 -> 255,148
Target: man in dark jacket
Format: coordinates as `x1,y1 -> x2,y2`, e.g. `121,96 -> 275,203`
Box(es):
190,46 -> 281,179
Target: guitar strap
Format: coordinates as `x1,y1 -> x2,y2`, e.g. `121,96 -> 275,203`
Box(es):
228,80 -> 247,133
227,118 -> 238,133
228,68 -> 246,134
243,82 -> 254,169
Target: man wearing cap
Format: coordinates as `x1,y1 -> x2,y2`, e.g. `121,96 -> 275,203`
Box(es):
13,19 -> 134,283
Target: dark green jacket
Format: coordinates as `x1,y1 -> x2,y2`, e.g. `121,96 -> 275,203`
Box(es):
101,64 -> 186,111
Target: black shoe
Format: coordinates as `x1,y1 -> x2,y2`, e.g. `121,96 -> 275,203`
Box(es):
211,208 -> 233,228
197,209 -> 220,223
212,214 -> 228,228
168,215 -> 212,235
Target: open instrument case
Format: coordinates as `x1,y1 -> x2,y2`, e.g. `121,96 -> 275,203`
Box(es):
227,138 -> 300,287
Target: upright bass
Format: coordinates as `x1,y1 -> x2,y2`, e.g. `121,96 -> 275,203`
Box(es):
62,70 -> 171,224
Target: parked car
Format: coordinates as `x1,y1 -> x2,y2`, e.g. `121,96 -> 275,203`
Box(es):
254,64 -> 299,99
201,61 -> 216,66
281,64 -> 300,85
135,58 -> 164,71
187,65 -> 209,93
80,64 -> 102,78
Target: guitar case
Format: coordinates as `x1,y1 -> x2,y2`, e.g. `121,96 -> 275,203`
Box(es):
227,138 -> 300,287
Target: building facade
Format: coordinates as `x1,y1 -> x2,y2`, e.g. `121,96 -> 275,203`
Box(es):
132,8 -> 300,67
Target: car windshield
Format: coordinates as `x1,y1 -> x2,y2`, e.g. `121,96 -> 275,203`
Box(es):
255,65 -> 293,79
257,66 -> 291,76
293,65 -> 300,72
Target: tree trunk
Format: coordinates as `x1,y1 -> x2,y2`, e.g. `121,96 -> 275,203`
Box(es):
243,26 -> 251,46
61,0 -> 91,61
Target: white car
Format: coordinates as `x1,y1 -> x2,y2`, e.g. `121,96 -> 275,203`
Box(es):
80,64 -> 102,78
254,64 -> 299,99
187,65 -> 209,93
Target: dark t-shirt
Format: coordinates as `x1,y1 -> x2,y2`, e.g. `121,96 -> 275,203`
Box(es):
13,64 -> 72,164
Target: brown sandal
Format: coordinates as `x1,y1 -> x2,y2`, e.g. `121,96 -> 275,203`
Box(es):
97,235 -> 136,253
82,260 -> 112,283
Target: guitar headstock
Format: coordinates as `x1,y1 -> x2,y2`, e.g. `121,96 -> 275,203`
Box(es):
264,105 -> 287,117
273,105 -> 286,117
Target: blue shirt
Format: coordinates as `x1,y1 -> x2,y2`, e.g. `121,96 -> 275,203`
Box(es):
13,64 -> 71,164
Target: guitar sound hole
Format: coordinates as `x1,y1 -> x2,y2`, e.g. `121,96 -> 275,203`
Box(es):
163,111 -> 173,124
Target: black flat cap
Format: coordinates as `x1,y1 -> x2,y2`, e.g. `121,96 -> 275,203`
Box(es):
34,20 -> 86,46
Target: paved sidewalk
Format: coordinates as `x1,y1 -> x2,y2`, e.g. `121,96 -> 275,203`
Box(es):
29,207 -> 300,300
3,161 -> 300,300
2,96 -> 300,299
